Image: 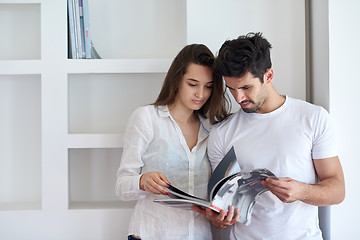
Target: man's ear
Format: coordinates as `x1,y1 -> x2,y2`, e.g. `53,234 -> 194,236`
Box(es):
263,68 -> 274,84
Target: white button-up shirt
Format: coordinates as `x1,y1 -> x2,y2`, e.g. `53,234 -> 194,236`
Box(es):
116,105 -> 212,240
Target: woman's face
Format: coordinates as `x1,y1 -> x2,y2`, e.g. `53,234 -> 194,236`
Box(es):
175,63 -> 213,111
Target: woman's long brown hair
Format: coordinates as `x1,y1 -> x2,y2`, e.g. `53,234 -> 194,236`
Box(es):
153,44 -> 229,124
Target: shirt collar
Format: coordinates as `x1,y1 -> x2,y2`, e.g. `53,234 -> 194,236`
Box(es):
156,104 -> 211,138
157,105 -> 171,117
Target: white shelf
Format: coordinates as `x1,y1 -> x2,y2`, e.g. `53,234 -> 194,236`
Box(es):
66,58 -> 172,74
69,200 -> 136,210
68,134 -> 123,148
0,60 -> 42,74
0,0 -> 41,3
0,59 -> 172,75
0,201 -> 41,211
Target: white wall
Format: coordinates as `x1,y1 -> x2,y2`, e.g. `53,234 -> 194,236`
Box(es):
329,0 -> 360,238
309,0 -> 329,109
308,0 -> 331,238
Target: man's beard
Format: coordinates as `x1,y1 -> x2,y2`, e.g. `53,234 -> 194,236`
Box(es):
242,101 -> 261,113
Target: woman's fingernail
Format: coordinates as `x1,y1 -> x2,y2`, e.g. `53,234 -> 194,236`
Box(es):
166,192 -> 169,195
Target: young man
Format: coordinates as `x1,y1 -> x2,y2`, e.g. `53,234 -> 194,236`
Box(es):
193,33 -> 345,239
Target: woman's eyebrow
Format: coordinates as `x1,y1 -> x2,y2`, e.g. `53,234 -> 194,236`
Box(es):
186,78 -> 199,82
187,78 -> 214,84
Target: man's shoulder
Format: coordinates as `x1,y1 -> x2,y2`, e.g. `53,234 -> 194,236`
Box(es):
213,111 -> 241,131
287,97 -> 325,113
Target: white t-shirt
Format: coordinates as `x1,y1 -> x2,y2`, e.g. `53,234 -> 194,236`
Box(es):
116,105 -> 212,240
208,96 -> 337,240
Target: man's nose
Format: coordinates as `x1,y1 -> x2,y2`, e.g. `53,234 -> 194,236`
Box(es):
233,90 -> 245,103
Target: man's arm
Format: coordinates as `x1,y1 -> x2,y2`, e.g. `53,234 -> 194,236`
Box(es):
262,156 -> 345,206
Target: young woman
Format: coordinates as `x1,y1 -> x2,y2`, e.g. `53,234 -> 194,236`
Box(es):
115,44 -> 229,240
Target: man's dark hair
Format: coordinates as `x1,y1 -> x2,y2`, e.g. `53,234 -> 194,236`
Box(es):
214,32 -> 272,83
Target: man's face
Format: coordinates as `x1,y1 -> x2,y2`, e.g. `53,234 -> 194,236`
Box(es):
224,72 -> 267,113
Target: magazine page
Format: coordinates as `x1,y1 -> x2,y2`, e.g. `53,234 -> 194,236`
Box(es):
210,168 -> 277,225
209,173 -> 237,201
153,198 -> 211,210
207,146 -> 240,199
166,185 -> 205,201
154,185 -> 211,210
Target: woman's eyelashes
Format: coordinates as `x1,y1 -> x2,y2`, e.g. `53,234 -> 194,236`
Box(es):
187,83 -> 213,89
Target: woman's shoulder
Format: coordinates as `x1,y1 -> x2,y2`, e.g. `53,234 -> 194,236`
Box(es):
131,105 -> 170,120
132,104 -> 156,114
128,105 -> 155,122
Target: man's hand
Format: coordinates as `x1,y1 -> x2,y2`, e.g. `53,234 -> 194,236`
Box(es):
192,205 -> 240,229
139,172 -> 170,195
261,177 -> 309,203
262,156 -> 345,206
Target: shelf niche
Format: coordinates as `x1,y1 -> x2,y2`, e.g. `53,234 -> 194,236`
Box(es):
0,74 -> 42,210
68,148 -> 136,209
86,0 -> 186,59
0,3 -> 41,60
67,0 -> 186,59
68,73 -> 165,133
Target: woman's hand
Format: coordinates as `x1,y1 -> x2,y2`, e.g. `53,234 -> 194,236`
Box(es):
139,172 -> 171,195
191,205 -> 240,229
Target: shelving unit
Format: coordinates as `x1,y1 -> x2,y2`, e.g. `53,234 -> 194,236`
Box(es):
0,0 -> 307,239
0,0 -> 185,238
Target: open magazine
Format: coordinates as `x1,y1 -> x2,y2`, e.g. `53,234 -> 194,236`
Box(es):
154,147 -> 278,225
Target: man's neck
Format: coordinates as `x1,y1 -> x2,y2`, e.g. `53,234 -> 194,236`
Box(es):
256,88 -> 286,114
